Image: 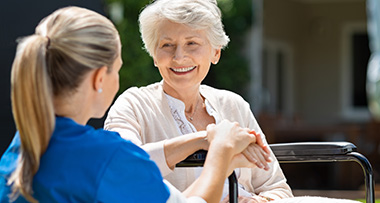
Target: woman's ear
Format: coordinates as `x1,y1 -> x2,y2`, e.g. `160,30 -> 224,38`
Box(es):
211,48 -> 221,65
93,66 -> 108,93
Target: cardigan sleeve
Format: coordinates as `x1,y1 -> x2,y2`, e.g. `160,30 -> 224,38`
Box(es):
203,86 -> 293,200
104,89 -> 144,145
242,99 -> 294,199
104,87 -> 174,176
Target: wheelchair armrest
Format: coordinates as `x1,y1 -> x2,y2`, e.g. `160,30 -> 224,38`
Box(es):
177,142 -> 358,166
269,141 -> 357,156
176,150 -> 207,167
269,142 -> 375,203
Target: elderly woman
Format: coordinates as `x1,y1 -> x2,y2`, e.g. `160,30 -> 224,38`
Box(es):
104,0 -> 292,202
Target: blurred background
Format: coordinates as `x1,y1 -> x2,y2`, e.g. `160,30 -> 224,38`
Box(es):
1,0 -> 379,196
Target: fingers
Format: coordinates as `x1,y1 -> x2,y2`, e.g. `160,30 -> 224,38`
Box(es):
242,149 -> 258,164
207,120 -> 271,161
205,123 -> 216,142
249,130 -> 271,154
262,145 -> 271,155
249,130 -> 261,145
242,144 -> 272,171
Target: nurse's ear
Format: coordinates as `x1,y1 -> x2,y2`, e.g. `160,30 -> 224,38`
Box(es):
93,66 -> 108,93
211,48 -> 221,65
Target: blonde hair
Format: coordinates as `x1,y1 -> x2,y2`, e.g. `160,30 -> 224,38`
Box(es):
8,6 -> 120,202
139,0 -> 230,57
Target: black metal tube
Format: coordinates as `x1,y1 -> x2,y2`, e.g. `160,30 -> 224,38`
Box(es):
348,152 -> 375,203
228,171 -> 238,203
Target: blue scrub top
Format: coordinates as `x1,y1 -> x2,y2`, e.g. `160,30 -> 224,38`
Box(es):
0,116 -> 170,202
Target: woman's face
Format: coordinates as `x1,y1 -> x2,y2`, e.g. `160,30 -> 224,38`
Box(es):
153,20 -> 221,94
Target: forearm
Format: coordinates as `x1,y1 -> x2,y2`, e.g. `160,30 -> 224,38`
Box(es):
182,143 -> 234,203
164,131 -> 208,169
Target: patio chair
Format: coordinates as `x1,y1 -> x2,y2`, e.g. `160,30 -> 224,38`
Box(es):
176,141 -> 375,203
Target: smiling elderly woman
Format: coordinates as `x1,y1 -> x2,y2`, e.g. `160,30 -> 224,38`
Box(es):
104,0 -> 292,202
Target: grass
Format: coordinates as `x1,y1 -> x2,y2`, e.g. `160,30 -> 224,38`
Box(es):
356,199 -> 380,203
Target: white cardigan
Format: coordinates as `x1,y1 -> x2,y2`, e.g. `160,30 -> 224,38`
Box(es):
104,82 -> 293,200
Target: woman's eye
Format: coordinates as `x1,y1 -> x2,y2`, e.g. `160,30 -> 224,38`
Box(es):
162,43 -> 172,48
188,42 -> 197,45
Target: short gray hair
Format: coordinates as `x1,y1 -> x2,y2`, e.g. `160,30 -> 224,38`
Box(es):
139,0 -> 230,57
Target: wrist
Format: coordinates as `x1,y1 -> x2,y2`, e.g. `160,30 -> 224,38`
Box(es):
195,131 -> 209,150
208,142 -> 235,164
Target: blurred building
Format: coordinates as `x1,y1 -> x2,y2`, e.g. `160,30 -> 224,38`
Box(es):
251,0 -> 380,191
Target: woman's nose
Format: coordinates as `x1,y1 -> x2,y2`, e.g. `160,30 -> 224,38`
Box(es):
173,46 -> 186,63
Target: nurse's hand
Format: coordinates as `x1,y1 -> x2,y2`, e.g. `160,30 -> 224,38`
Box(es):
206,120 -> 256,155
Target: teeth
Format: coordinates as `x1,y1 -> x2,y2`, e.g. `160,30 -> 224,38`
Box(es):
171,66 -> 196,73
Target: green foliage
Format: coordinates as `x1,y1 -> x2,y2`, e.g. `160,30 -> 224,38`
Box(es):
105,0 -> 252,98
106,0 -> 161,94
356,199 -> 380,203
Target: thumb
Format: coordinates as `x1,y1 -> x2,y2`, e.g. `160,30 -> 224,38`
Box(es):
206,123 -> 217,142
206,123 -> 216,131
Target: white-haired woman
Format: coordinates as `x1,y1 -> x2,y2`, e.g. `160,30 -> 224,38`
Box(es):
0,6 -> 266,203
104,0 -> 292,202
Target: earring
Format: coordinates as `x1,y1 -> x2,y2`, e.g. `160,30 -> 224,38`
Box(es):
98,88 -> 103,93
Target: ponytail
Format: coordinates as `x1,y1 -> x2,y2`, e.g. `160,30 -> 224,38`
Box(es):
8,35 -> 55,203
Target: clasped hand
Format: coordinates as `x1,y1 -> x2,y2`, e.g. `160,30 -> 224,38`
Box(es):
206,120 -> 271,172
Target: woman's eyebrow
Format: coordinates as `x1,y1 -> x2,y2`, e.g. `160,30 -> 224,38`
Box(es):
185,36 -> 201,40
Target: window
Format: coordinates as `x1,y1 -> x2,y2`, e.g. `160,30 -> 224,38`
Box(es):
341,23 -> 371,121
262,40 -> 294,115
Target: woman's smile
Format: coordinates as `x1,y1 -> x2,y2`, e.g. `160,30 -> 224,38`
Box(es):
170,66 -> 197,74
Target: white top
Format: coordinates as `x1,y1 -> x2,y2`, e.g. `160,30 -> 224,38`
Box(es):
165,93 -> 246,199
104,82 -> 293,200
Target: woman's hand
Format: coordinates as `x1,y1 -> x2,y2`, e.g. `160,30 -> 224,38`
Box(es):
206,121 -> 272,170
242,130 -> 272,170
242,143 -> 272,171
206,120 -> 264,174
